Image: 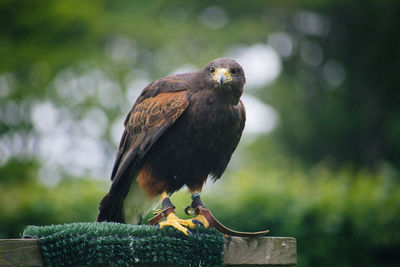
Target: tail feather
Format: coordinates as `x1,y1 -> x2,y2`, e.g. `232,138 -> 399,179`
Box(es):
96,193 -> 124,223
96,175 -> 159,224
97,150 -> 159,224
97,154 -> 138,223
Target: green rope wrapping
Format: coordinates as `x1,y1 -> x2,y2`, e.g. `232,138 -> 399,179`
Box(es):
23,222 -> 224,267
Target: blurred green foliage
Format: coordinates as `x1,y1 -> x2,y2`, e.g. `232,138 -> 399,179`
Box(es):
205,162 -> 400,267
2,159 -> 399,267
0,161 -> 107,238
1,0 -> 400,266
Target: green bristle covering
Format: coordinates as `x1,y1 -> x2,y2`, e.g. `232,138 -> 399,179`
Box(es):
23,222 -> 224,267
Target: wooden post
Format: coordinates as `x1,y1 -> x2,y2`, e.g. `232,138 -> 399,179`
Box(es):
224,237 -> 296,266
0,239 -> 42,267
0,237 -> 296,266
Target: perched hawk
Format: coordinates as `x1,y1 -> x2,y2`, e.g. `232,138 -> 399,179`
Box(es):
97,58 -> 246,235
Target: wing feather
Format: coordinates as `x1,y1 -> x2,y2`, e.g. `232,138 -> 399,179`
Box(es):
97,90 -> 189,222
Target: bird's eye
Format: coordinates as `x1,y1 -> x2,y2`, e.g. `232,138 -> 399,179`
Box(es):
210,67 -> 215,74
230,69 -> 238,76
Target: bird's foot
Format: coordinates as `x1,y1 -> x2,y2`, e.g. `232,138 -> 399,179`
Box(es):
177,214 -> 210,229
158,212 -> 192,236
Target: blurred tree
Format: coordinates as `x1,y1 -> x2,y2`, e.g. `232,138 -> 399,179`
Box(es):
260,0 -> 400,169
2,0 -> 399,170
206,162 -> 400,267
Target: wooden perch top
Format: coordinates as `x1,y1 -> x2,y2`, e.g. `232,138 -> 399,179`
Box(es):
224,236 -> 296,265
0,236 -> 296,266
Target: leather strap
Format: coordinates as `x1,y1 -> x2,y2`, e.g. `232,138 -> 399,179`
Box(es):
196,206 -> 269,237
148,206 -> 269,237
148,206 -> 174,225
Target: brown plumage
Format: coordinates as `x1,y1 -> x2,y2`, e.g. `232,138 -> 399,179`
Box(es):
97,58 -> 246,226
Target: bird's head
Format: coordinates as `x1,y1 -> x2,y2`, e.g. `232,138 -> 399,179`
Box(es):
204,58 -> 245,104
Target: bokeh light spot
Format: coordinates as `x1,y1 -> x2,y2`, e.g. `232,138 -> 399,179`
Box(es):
268,32 -> 294,59
241,93 -> 279,136
300,40 -> 324,66
227,44 -> 282,89
199,6 -> 228,29
323,60 -> 346,88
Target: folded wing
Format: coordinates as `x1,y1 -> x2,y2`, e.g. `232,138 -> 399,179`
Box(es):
97,90 -> 189,222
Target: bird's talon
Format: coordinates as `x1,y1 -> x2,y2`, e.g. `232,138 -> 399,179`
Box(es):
192,219 -> 204,227
193,214 -> 210,228
176,214 -> 210,229
158,213 -> 191,236
176,218 -> 196,229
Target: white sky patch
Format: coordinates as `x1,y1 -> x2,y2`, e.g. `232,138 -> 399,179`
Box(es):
81,108 -> 109,139
54,68 -> 123,110
105,36 -> 137,66
241,93 -> 278,136
30,101 -> 111,183
111,116 -> 126,146
96,77 -> 122,110
31,101 -> 59,133
0,132 -> 36,166
124,69 -> 151,111
226,44 -> 282,89
126,78 -> 151,103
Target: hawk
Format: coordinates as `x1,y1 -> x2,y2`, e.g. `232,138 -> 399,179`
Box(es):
97,58 -> 246,235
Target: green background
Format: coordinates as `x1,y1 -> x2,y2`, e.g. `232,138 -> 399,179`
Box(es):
1,1 -> 400,266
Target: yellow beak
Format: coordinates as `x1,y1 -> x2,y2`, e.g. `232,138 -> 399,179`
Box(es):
213,68 -> 233,85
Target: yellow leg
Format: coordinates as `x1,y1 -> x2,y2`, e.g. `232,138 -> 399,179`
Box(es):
178,214 -> 210,229
157,192 -> 191,236
160,192 -> 168,201
178,189 -> 210,229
